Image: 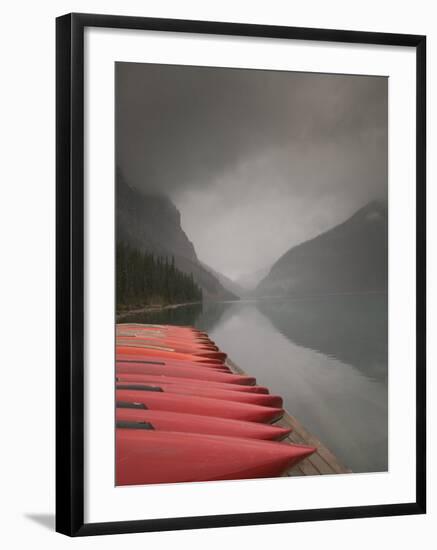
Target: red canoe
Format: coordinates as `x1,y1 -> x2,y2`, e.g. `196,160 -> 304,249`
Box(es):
118,329 -> 215,341
117,324 -> 214,336
116,381 -> 283,408
117,332 -> 215,346
117,343 -> 227,362
116,407 -> 291,440
118,334 -> 214,347
117,345 -> 225,364
116,389 -> 283,423
117,334 -> 219,351
116,428 -> 315,485
116,362 -> 256,385
116,355 -> 231,371
117,324 -> 208,337
118,341 -> 219,355
116,359 -> 231,375
116,373 -> 269,394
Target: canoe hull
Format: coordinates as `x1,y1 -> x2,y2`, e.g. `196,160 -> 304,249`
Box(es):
116,362 -> 256,385
116,429 -> 315,485
116,408 -> 291,440
116,373 -> 269,394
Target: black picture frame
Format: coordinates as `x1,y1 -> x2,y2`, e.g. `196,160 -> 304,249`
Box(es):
56,12 -> 426,537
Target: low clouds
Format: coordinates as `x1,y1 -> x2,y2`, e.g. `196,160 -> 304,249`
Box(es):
116,62 -> 387,280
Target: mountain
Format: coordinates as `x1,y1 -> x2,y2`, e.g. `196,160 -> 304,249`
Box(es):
256,200 -> 388,297
235,267 -> 271,292
200,262 -> 245,299
117,172 -> 237,301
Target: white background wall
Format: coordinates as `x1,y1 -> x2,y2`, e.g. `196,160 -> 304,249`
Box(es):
0,0 -> 434,547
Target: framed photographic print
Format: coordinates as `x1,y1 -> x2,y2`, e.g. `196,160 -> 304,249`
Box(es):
56,12 -> 426,536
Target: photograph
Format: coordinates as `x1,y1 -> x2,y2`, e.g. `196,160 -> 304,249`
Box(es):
114,61 -> 388,486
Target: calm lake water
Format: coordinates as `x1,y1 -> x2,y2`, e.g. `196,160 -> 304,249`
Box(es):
121,294 -> 388,474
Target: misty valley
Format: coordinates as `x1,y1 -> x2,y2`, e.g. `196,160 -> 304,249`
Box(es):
117,173 -> 388,310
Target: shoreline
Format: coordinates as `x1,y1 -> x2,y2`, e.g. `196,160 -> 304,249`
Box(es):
116,301 -> 202,322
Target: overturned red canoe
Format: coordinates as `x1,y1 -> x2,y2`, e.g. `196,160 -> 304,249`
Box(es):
117,345 -> 225,364
116,381 -> 283,408
117,331 -> 214,346
116,355 -> 231,371
119,342 -> 219,355
117,343 -> 227,362
116,428 -> 315,485
117,324 -> 208,338
118,332 -> 215,343
116,389 -> 283,423
118,329 -> 215,342
116,373 -> 269,394
116,407 -> 291,441
116,362 -> 256,385
116,323 -> 212,334
116,360 -> 231,376
117,334 -> 219,351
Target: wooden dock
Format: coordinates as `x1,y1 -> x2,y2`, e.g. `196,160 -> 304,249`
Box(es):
226,359 -> 352,476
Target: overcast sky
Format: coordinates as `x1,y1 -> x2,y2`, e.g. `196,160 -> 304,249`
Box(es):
116,62 -> 387,281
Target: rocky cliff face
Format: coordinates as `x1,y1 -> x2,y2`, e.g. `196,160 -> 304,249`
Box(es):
256,200 -> 388,297
117,173 -> 237,301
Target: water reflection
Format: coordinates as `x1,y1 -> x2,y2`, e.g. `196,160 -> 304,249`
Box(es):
257,293 -> 388,384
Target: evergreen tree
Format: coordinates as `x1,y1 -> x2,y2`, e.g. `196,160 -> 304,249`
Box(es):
116,242 -> 203,310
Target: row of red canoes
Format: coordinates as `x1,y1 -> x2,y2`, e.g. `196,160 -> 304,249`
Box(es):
116,323 -> 316,485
